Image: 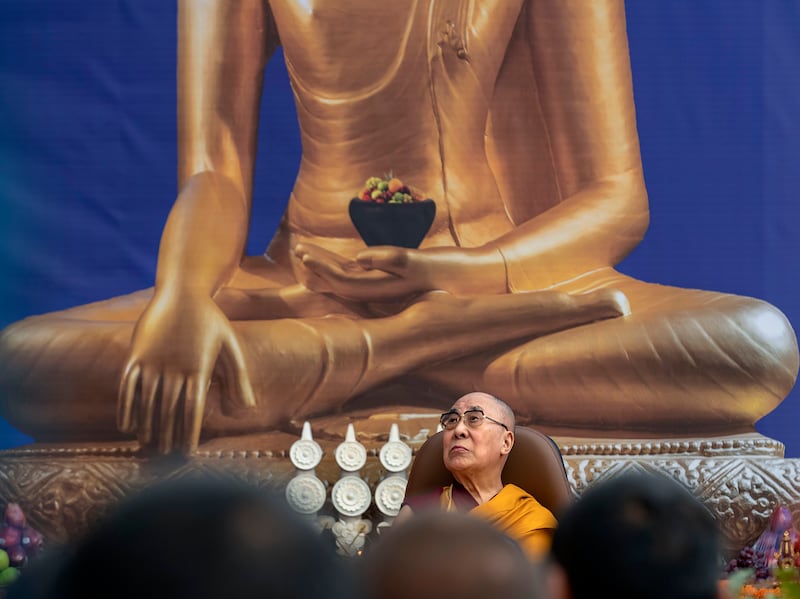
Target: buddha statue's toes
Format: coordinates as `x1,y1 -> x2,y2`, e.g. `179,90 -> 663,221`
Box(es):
577,287 -> 631,318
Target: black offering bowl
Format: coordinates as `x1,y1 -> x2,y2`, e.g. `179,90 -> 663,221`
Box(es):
349,198 -> 436,249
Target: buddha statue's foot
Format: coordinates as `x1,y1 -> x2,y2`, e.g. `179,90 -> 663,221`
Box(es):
577,287 -> 631,316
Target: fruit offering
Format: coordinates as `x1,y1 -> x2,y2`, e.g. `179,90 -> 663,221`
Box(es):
725,545 -> 770,580
0,503 -> 44,589
355,176 -> 423,204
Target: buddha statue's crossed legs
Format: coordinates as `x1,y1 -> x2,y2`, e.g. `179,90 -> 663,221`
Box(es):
0,285 -> 628,451
1,271 -> 796,452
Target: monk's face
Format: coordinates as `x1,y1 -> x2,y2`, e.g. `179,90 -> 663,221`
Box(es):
442,392 -> 513,477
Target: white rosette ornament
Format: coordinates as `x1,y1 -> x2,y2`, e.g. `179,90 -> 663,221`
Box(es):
375,424 -> 412,527
285,422 -> 327,518
329,424 -> 372,556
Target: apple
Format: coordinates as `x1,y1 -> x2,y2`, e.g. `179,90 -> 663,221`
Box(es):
0,566 -> 19,587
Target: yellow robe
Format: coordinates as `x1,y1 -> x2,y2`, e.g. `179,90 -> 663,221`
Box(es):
441,483 -> 557,559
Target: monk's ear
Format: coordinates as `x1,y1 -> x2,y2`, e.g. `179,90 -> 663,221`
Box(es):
500,430 -> 514,455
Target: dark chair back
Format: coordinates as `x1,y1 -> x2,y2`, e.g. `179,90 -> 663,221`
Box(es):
404,426 -> 573,517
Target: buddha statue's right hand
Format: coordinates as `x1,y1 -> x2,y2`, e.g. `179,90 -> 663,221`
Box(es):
117,291 -> 256,454
294,242 -> 507,301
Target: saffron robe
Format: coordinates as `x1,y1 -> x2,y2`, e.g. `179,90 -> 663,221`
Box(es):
406,482 -> 557,558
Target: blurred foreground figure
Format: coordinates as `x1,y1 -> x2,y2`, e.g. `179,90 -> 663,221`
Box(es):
359,511 -> 544,599
8,477 -> 350,599
549,472 -> 722,599
0,0 -> 797,453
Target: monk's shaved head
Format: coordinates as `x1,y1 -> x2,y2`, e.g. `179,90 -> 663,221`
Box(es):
453,392 -> 516,430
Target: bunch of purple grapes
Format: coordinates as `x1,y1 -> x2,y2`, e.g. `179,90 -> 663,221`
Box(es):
0,503 -> 43,570
725,545 -> 770,580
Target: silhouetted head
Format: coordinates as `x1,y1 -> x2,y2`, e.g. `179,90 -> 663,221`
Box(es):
25,475 -> 349,599
359,511 -> 544,599
550,472 -> 722,599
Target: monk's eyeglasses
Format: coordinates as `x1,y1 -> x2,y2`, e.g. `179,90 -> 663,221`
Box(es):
439,408 -> 509,431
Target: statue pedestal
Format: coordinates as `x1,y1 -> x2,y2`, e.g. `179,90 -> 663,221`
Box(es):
557,433 -> 798,557
0,413 -> 797,558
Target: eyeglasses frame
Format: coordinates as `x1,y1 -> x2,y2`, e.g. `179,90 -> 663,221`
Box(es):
439,407 -> 509,432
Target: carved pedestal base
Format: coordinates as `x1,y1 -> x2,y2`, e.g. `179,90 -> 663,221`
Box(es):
557,434 -> 799,557
0,419 -> 797,558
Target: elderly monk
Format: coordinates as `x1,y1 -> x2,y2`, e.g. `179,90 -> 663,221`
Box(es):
0,0 -> 797,453
396,392 -> 557,559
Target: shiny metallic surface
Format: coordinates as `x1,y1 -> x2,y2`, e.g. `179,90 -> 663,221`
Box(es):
0,0 -> 796,453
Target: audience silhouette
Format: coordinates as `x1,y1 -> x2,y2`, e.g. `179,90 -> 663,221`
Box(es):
8,476 -> 351,599
549,472 -> 722,599
360,510 -> 544,599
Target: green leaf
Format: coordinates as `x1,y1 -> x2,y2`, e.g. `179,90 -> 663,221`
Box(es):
726,568 -> 754,596
774,567 -> 800,599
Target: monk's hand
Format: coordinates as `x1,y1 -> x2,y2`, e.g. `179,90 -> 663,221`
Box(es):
295,242 -> 507,301
117,292 -> 255,454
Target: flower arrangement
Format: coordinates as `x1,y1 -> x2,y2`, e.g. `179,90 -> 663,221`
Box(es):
0,503 -> 44,592
723,506 -> 800,599
722,566 -> 800,599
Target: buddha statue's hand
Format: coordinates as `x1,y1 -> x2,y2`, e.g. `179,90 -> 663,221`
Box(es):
294,243 -> 506,301
117,292 -> 256,454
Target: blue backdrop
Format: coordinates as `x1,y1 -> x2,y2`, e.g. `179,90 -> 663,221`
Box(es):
1,2 -> 798,455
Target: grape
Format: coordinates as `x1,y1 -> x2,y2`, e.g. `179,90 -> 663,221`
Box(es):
20,527 -> 43,555
3,504 -> 25,529
0,526 -> 20,550
7,545 -> 26,568
358,175 -> 427,204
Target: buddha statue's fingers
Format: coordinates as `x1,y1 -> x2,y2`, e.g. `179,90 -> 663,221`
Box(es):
136,366 -> 161,445
181,375 -> 208,454
158,374 -> 186,454
117,360 -> 141,433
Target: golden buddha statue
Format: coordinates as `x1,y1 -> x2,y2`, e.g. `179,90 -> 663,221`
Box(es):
0,0 -> 797,454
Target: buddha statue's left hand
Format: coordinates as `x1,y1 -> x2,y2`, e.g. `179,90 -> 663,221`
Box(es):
294,243 -> 508,301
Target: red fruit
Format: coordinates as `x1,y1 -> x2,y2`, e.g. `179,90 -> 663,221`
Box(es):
4,504 -> 25,528
20,526 -> 43,553
7,544 -> 26,568
0,525 -> 21,549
